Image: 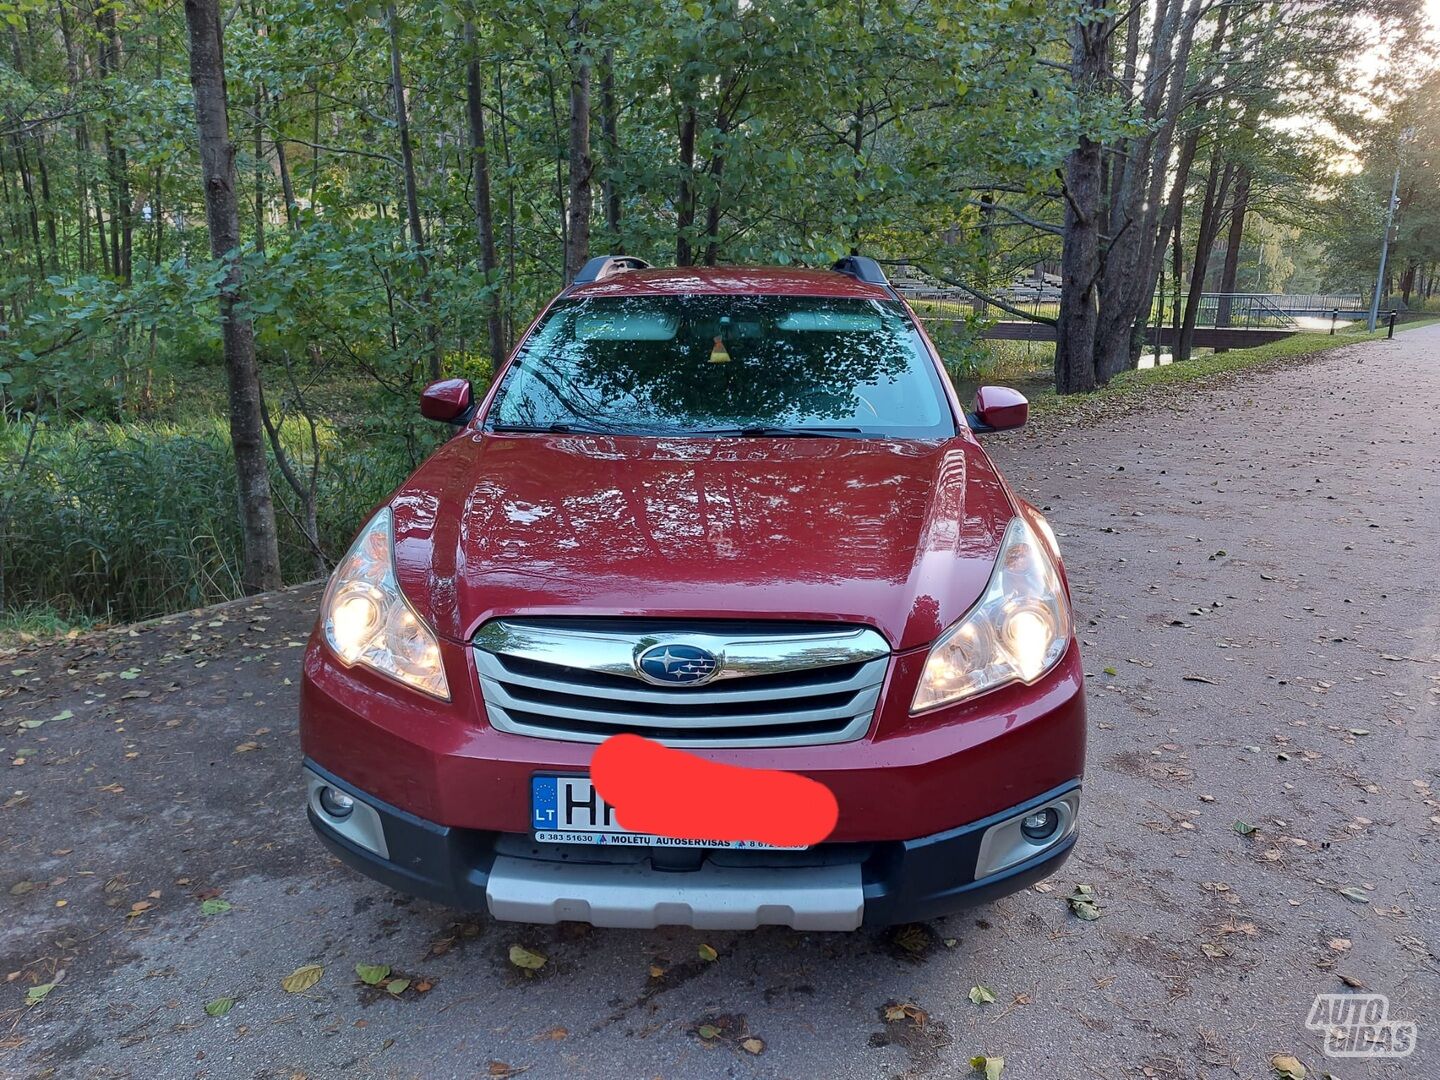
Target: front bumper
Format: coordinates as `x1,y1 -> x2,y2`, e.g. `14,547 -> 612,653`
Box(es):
305,760 -> 1079,929
300,632 -> 1087,843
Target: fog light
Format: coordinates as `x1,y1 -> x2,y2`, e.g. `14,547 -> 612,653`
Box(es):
319,786 -> 355,819
1021,807 -> 1059,842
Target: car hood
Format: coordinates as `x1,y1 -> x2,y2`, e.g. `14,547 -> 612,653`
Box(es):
389,432 -> 1015,651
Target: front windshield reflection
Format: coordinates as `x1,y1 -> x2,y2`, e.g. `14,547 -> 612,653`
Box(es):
489,296 -> 954,439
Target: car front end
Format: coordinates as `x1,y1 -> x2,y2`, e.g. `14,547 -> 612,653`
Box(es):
299,259 -> 1085,930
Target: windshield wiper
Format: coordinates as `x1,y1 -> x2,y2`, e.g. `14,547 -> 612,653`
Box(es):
692,425 -> 869,438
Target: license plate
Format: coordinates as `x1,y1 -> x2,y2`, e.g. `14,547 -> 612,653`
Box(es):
530,776 -> 804,849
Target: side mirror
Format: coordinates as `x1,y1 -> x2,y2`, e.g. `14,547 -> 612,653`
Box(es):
420,378 -> 474,424
968,385 -> 1028,433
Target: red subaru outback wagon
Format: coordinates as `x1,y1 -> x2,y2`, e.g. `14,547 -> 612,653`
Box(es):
300,256 -> 1085,930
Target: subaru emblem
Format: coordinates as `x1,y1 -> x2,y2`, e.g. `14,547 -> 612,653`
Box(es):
635,643 -> 720,686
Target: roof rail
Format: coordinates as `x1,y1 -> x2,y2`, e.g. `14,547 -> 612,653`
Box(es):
831,255 -> 890,287
571,255 -> 651,284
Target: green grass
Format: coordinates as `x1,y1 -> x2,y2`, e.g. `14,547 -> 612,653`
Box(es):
1029,318 -> 1440,417
1,414 -> 421,626
0,603 -> 103,649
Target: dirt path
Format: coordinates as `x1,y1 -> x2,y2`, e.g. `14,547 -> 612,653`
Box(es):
3,326 -> 1437,1080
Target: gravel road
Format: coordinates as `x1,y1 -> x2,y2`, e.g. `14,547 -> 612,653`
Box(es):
2,325 -> 1437,1080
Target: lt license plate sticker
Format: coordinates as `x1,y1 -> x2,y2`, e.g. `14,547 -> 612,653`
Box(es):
530,775 -> 804,849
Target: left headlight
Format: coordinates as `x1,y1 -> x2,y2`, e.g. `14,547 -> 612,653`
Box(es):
911,515 -> 1071,713
321,506 -> 450,700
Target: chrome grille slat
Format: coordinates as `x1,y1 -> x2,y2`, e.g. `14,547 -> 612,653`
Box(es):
477,651 -> 884,705
474,620 -> 890,748
479,670 -> 883,730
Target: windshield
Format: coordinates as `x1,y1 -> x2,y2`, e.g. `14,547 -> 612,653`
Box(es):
487,295 -> 955,438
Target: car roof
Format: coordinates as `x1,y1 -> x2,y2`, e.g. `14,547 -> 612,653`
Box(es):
564,265 -> 896,301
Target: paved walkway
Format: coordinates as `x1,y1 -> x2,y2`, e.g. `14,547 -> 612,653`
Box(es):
2,325 -> 1437,1079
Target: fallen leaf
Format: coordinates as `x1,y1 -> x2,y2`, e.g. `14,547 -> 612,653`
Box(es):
1347,728 -> 1369,737
204,996 -> 236,1017
280,964 -> 324,993
355,963 -> 391,986
533,1026 -> 567,1041
1234,821 -> 1257,836
741,1037 -> 764,1054
697,1023 -> 720,1040
647,964 -> 665,979
891,924 -> 931,954
25,981 -> 58,1007
1067,885 -> 1100,920
970,1055 -> 1005,1079
1338,973 -> 1367,989
487,1063 -> 525,1078
1327,938 -> 1351,952
884,1002 -> 928,1024
1200,943 -> 1227,959
1103,666 -> 1117,676
1271,1053 -> 1306,1079
200,898 -> 231,916
968,985 -> 997,1005
384,978 -> 410,995
1182,675 -> 1217,684
1338,886 -> 1371,904
697,943 -> 718,962
508,945 -> 547,971
9,881 -> 36,896
234,742 -> 261,753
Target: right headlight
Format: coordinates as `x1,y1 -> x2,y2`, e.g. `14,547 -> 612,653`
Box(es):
321,506 -> 450,700
911,515 -> 1071,713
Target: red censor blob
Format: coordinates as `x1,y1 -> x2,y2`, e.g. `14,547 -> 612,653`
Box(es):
590,733 -> 839,848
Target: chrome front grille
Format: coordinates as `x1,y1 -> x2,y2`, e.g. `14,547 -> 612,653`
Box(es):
473,620 -> 890,747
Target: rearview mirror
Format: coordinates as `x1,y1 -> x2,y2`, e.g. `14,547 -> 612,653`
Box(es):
969,385 -> 1028,433
420,379 -> 474,424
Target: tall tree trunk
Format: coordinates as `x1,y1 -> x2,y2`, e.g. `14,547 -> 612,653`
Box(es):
563,22 -> 592,282
385,4 -> 440,379
1094,0 -> 1206,382
495,64 -> 517,341
1177,152 -> 1235,361
599,46 -> 621,248
95,2 -> 132,283
184,0 -> 282,593
464,20 -> 507,364
10,139 -> 44,273
34,143 -> 58,268
270,90 -> 299,229
253,88 -> 267,254
676,105 -> 696,266
1212,167 -> 1250,351
703,151 -> 724,266
1054,0 -> 1108,394
57,0 -> 90,272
